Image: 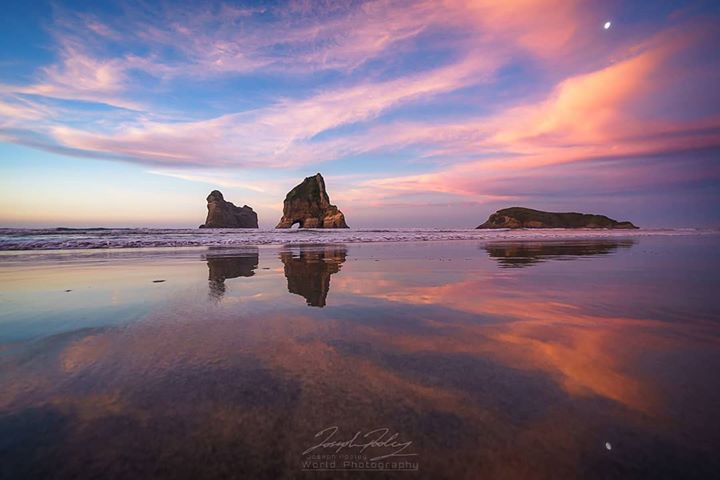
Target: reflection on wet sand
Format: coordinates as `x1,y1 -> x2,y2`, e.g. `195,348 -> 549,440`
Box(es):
279,246 -> 346,307
206,248 -> 258,299
1,239 -> 719,479
484,239 -> 636,267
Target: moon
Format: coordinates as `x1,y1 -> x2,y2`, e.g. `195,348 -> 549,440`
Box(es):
604,21 -> 612,30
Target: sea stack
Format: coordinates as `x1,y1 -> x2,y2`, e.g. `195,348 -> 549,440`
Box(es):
276,173 -> 348,228
477,207 -> 637,229
199,190 -> 258,228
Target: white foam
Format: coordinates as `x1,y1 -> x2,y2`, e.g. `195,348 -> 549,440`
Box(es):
0,227 -> 716,251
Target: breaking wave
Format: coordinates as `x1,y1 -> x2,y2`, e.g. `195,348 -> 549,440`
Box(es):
0,227 -> 715,251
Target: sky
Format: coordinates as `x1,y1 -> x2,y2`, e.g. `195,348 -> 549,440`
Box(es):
0,0 -> 719,229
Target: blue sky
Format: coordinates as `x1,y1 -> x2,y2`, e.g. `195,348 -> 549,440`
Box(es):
1,0 -> 719,228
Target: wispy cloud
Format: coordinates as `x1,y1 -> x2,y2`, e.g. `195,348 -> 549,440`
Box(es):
147,169 -> 272,193
0,0 -> 588,166
32,53 -> 495,167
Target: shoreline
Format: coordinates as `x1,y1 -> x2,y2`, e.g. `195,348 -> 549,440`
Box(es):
0,228 -> 718,254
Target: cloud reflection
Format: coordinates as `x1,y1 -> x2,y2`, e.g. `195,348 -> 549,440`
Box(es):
1,241 -> 720,478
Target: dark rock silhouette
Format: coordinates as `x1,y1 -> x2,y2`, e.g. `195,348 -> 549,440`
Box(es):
276,173 -> 348,228
484,239 -> 636,268
477,207 -> 637,229
199,190 -> 258,228
280,246 -> 347,307
206,249 -> 259,299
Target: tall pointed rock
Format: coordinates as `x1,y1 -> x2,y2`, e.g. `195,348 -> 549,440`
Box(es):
276,173 -> 348,228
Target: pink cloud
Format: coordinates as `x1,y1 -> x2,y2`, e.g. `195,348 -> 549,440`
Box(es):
336,23 -> 720,202
47,54 -> 496,167
19,0 -> 593,94
3,47 -> 142,111
1,0 -> 598,156
2,0 -> 718,219
0,96 -> 55,124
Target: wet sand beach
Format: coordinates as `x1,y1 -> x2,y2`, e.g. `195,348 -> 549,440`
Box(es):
1,236 -> 719,479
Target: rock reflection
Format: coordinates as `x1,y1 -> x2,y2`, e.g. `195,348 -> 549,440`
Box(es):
205,248 -> 259,299
279,246 -> 346,307
484,239 -> 635,268
2,239 -> 720,478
